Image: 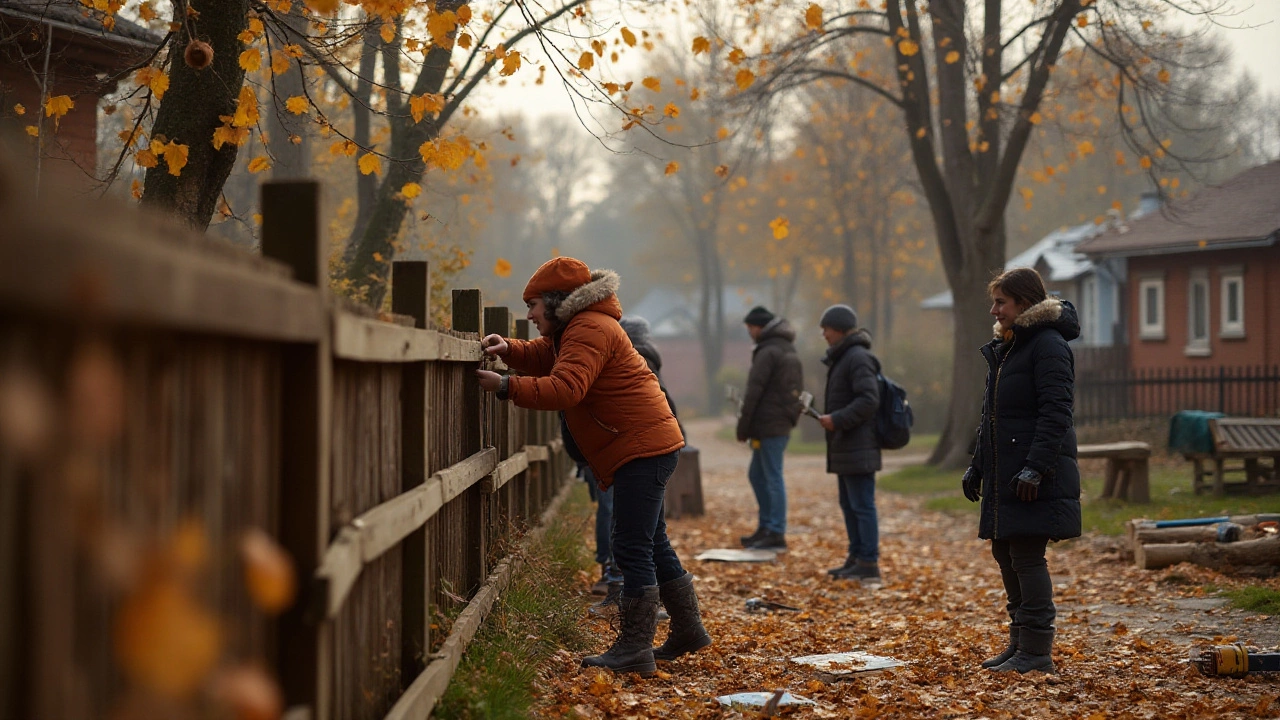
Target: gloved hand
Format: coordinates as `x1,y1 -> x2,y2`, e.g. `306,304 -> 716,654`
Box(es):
1013,467 -> 1042,502
962,467 -> 981,502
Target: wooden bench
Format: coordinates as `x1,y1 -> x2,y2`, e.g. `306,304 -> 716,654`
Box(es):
1187,417 -> 1280,497
1079,441 -> 1152,503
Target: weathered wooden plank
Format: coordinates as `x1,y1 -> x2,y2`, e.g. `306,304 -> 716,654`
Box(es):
316,527 -> 362,618
438,448 -> 499,504
332,313 -> 483,363
481,451 -> 529,494
524,444 -> 550,462
355,479 -> 446,566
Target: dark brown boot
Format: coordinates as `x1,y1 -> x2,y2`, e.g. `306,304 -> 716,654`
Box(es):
653,573 -> 712,661
581,586 -> 659,676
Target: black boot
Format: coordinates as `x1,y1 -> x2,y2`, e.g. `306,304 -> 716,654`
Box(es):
739,527 -> 765,547
748,531 -> 787,551
835,560 -> 879,581
981,625 -> 1020,669
581,586 -> 659,676
826,554 -> 856,577
653,573 -> 712,661
992,626 -> 1055,674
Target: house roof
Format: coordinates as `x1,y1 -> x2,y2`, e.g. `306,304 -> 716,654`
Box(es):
0,0 -> 161,49
628,285 -> 768,339
1075,161 -> 1280,258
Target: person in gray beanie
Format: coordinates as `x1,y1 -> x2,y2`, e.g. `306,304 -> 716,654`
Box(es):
818,304 -> 883,582
736,306 -> 804,551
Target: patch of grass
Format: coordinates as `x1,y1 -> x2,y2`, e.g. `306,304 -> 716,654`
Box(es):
880,460 -> 1280,537
435,485 -> 596,720
713,424 -> 939,458
1219,586 -> 1280,616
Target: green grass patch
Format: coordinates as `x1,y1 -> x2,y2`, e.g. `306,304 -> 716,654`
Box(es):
1219,586 -> 1280,615
713,424 -> 939,457
435,485 -> 596,720
879,460 -> 1280,536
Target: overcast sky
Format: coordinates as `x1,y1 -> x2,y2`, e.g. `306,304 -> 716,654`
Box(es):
1210,1 -> 1280,94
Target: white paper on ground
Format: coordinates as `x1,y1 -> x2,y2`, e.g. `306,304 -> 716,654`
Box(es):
693,548 -> 778,562
715,691 -> 817,708
790,651 -> 904,675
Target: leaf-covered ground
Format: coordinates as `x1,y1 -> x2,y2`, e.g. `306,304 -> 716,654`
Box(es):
535,419 -> 1280,718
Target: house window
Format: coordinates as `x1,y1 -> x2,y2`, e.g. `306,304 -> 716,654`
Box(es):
1138,276 -> 1164,341
1219,266 -> 1245,339
1080,276 -> 1098,345
1185,269 -> 1210,356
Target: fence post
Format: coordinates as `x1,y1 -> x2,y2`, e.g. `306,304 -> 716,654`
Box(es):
513,320 -> 532,523
483,307 -> 512,543
392,261 -> 430,684
261,181 -> 332,720
451,289 -> 486,593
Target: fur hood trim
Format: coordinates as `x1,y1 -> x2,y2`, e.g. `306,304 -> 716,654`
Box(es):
991,295 -> 1068,339
555,269 -> 620,323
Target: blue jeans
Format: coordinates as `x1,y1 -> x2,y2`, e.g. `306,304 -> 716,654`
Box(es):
837,473 -> 878,563
747,435 -> 789,534
584,465 -> 624,582
610,450 -> 685,597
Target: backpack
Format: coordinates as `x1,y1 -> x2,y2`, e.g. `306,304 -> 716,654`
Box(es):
875,373 -> 913,450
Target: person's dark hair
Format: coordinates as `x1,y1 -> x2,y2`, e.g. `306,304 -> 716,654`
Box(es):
540,290 -> 570,331
987,267 -> 1047,310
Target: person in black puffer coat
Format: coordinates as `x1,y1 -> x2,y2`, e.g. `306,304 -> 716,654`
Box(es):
962,267 -> 1081,675
817,304 -> 882,582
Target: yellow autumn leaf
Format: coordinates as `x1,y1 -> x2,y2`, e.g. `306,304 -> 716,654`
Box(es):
621,27 -> 636,46
13,103 -> 24,115
663,102 -> 679,118
804,3 -> 823,31
578,52 -> 594,71
247,155 -> 271,173
642,76 -> 661,92
457,33 -> 472,49
135,67 -> 169,99
1115,150 -> 1126,166
270,51 -> 289,76
500,51 -> 521,76
457,4 -> 471,24
44,95 -> 74,124
161,141 -> 188,176
212,119 -> 249,150
717,127 -> 730,140
1097,185 -> 1107,194
304,0 -> 339,12
664,161 -> 679,175
728,48 -> 746,65
1076,14 -> 1088,27
1139,155 -> 1152,169
358,153 -> 381,176
691,37 -> 710,55
1157,68 -> 1170,83
1019,187 -> 1034,201
401,182 -> 421,199
1077,140 -> 1094,156
715,164 -> 729,178
239,47 -> 261,72
232,86 -> 259,127
131,178 -> 143,199
285,96 -> 308,114
380,21 -> 394,44
239,529 -> 296,615
494,258 -> 512,277
769,216 -> 789,240
945,50 -> 959,64
114,576 -> 222,698
898,39 -> 919,56
735,69 -> 755,91
1029,111 -> 1042,125
25,125 -> 38,137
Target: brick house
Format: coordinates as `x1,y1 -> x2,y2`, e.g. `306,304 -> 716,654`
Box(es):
1075,161 -> 1280,416
1,0 -> 157,183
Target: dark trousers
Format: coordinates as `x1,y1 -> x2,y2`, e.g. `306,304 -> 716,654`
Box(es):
991,536 -> 1055,631
837,473 -> 878,563
610,450 -> 684,597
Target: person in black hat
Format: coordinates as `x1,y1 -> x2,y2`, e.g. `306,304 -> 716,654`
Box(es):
736,305 -> 804,551
817,304 -> 883,582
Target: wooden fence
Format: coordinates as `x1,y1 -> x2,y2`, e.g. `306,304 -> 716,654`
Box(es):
0,177 -> 571,720
1075,365 -> 1280,424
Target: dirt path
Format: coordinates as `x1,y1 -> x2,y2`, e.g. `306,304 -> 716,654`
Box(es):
538,418 -> 1280,718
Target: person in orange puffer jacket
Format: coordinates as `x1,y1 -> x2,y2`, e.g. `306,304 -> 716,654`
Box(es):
475,257 -> 711,677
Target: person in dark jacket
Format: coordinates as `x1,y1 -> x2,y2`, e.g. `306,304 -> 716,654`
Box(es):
736,306 -> 804,551
962,267 -> 1081,675
817,304 -> 883,582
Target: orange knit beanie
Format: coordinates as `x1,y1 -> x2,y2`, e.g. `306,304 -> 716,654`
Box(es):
522,257 -> 592,302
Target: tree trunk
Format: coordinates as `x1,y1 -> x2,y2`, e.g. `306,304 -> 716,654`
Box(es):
140,0 -> 249,228
267,6 -> 311,180
341,23 -> 381,263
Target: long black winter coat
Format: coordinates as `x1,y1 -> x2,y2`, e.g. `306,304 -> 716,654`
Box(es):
972,297 -> 1082,541
737,318 -> 804,441
822,330 -> 882,476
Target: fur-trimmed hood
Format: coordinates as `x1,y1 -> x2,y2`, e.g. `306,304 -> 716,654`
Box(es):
555,269 -> 621,323
992,296 -> 1080,342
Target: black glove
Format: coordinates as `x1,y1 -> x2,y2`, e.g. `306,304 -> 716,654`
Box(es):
962,467 -> 981,502
1013,467 -> 1042,502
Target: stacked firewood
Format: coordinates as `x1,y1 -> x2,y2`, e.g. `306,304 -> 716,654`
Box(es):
1127,514 -> 1280,571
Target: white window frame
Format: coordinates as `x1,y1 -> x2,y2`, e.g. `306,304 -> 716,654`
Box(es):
1137,275 -> 1165,341
1185,268 -> 1211,356
1080,275 -> 1099,346
1219,266 -> 1245,339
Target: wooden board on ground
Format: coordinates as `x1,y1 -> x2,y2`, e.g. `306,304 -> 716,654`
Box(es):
694,548 -> 778,563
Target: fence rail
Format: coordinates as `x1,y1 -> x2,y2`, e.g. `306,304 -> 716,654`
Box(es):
0,178 -> 570,720
1075,365 -> 1280,424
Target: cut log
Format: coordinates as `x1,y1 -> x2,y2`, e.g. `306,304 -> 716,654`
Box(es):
1136,536 -> 1280,571
1134,524 -> 1243,546
1127,514 -> 1280,545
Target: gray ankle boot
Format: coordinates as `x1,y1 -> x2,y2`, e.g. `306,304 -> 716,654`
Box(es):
581,586 -> 659,676
991,626 -> 1055,674
981,625 -> 1020,668
652,572 -> 712,661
